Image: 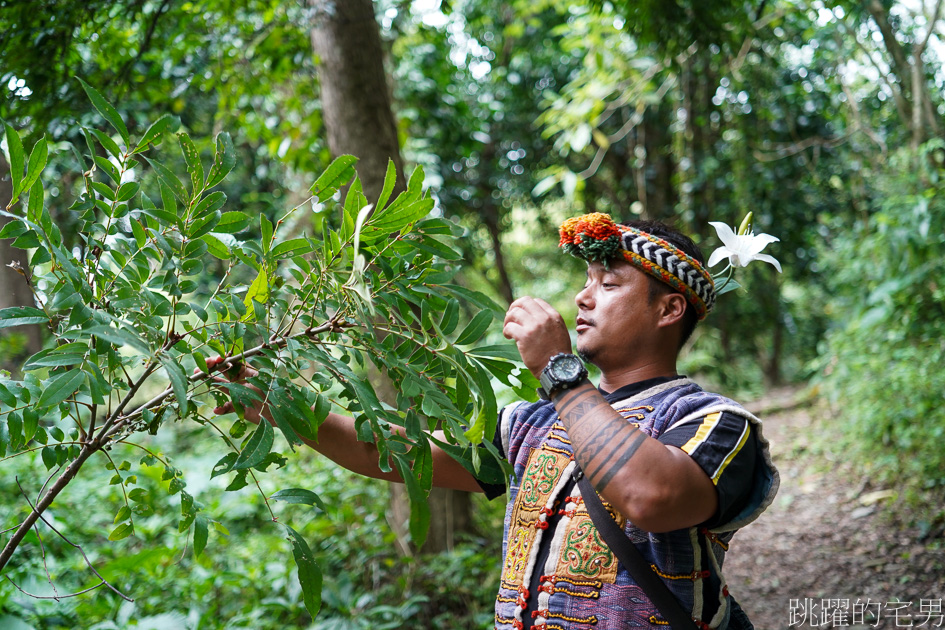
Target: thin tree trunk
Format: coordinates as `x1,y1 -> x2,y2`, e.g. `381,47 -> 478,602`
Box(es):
309,0 -> 472,554
478,141 -> 514,305
0,152 -> 43,371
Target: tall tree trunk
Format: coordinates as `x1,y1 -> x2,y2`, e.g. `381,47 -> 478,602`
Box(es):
309,0 -> 472,555
0,152 -> 43,371
309,0 -> 405,202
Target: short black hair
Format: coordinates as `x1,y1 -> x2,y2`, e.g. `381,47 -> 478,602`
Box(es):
622,219 -> 705,350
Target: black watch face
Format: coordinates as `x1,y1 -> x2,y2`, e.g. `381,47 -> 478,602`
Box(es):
552,355 -> 583,380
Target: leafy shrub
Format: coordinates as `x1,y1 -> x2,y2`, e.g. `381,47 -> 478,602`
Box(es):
815,141 -> 945,487
0,82 -> 531,619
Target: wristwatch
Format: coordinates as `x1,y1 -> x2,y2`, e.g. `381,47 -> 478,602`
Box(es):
537,353 -> 588,400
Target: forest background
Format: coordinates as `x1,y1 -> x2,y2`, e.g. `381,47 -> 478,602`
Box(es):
1,0 -> 944,628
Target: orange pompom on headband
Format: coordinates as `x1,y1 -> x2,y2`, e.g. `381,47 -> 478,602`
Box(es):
559,213 -> 716,319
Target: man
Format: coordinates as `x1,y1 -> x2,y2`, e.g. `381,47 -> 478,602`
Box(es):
212,212 -> 778,629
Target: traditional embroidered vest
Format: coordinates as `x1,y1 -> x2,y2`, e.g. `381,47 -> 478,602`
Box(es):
493,379 -> 779,630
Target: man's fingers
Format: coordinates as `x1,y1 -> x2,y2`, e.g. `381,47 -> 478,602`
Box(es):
532,297 -> 564,322
213,401 -> 234,415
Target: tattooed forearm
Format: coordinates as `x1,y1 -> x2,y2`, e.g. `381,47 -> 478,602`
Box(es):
554,383 -> 650,493
589,431 -> 646,491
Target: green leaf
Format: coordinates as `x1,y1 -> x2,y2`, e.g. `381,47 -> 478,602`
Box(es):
5,123 -> 25,199
76,77 -> 130,145
22,409 -> 38,443
108,522 -> 134,541
93,154 -> 121,185
200,234 -> 231,260
310,154 -> 358,202
114,506 -> 131,524
455,309 -> 494,345
413,234 -> 463,260
41,446 -> 57,470
375,158 -> 398,211
392,456 -> 430,545
23,347 -> 86,370
190,191 -> 226,220
365,198 -> 434,235
285,525 -> 322,617
144,156 -> 188,205
233,419 -> 273,470
0,219 -> 27,239
0,383 -> 16,407
439,299 -> 460,335
0,306 -> 47,329
26,180 -> 43,224
468,343 -> 522,361
178,132 -> 204,199
133,114 -> 179,153
131,219 -> 147,248
188,210 -> 221,239
91,181 -> 116,202
86,325 -> 150,353
444,284 -> 505,315
128,488 -> 148,502
90,129 -> 122,161
160,355 -> 190,416
270,488 -> 326,511
193,514 -> 208,558
141,205 -> 180,229
242,268 -> 269,320
271,238 -> 313,259
22,135 -> 48,194
205,132 -> 236,189
115,182 -> 139,202
214,211 -> 250,234
260,214 -> 273,253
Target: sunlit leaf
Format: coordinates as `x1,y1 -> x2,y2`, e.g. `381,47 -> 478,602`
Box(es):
77,77 -> 130,145
309,154 -> 357,202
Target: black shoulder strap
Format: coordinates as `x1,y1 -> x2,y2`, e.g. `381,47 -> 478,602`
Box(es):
573,466 -> 699,630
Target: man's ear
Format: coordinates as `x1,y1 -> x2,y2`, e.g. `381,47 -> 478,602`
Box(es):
657,292 -> 688,329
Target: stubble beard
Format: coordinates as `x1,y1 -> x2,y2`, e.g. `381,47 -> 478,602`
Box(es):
576,342 -> 598,367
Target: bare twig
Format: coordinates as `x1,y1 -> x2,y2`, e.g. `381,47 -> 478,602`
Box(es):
11,478 -> 133,602
0,444 -> 98,571
4,576 -> 111,600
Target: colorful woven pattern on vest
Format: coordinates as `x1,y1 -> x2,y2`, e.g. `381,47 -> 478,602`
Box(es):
558,212 -> 716,319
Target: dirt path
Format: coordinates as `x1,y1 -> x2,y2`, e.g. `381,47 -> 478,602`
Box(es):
724,388 -> 945,629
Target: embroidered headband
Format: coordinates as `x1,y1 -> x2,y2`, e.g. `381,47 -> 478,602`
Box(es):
558,212 -> 716,319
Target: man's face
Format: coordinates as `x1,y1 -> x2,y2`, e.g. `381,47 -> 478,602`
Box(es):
573,260 -> 664,371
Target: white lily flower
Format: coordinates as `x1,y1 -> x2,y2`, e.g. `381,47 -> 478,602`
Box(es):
707,221 -> 782,272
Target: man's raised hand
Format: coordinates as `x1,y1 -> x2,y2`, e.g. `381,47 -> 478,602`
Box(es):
502,296 -> 573,377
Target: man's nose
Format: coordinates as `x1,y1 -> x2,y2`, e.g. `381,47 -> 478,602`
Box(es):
575,284 -> 593,308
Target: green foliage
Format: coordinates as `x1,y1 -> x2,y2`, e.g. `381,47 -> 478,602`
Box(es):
594,0 -> 759,58
0,426 -> 503,629
815,141 -> 945,487
0,87 -> 525,615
